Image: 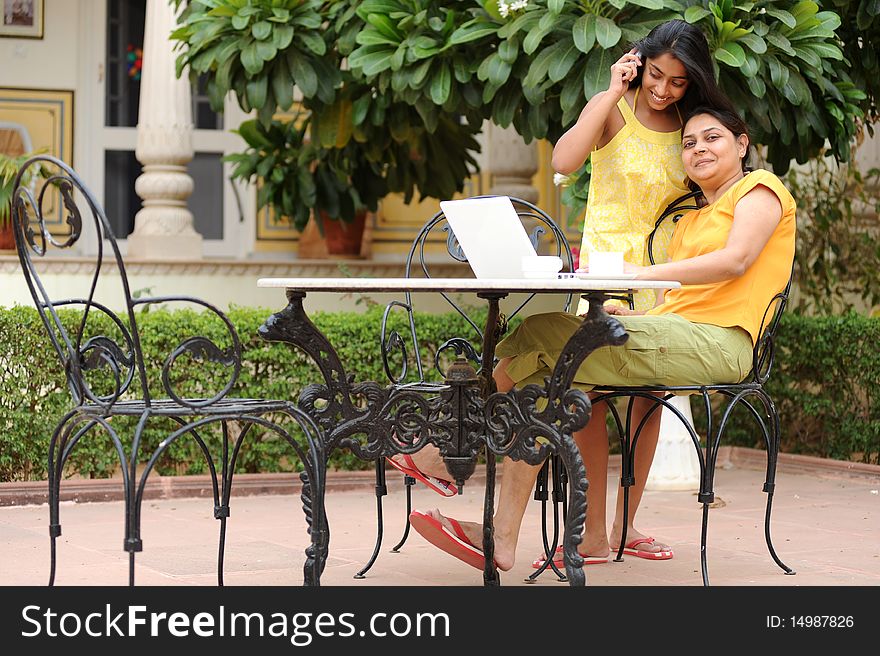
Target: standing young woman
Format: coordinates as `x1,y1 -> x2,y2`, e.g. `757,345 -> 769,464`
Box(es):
554,19 -> 729,313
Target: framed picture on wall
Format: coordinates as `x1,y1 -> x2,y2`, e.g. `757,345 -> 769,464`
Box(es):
0,87 -> 73,234
0,0 -> 43,39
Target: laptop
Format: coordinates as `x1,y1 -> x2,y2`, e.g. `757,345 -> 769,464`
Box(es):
439,196 -> 540,279
440,196 -> 637,280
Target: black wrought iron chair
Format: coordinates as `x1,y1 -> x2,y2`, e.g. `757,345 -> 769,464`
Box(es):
353,195 -> 577,579
589,190 -> 795,585
12,155 -> 326,586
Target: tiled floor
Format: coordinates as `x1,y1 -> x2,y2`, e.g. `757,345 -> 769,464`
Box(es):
2,457 -> 877,587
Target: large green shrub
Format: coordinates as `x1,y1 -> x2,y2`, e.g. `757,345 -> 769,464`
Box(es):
1,305 -> 877,481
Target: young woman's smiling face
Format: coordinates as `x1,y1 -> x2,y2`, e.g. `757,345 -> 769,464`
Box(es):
642,52 -> 689,110
681,113 -> 748,186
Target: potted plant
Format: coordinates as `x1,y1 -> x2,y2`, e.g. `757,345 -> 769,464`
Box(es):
0,150 -> 48,251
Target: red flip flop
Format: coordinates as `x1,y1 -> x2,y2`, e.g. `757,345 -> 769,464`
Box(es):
531,545 -> 608,569
386,455 -> 458,497
612,537 -> 673,560
409,510 -> 486,571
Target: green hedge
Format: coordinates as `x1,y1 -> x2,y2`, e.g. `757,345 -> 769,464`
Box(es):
0,306 -> 876,482
0,304 -> 490,481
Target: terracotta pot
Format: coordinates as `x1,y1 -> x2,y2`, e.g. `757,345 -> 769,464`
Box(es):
321,209 -> 367,257
0,222 -> 14,251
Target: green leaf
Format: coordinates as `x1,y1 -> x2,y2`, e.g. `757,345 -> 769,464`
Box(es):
767,56 -> 790,89
479,52 -> 512,86
765,8 -> 796,29
793,45 -> 821,69
430,64 -> 452,105
523,23 -> 553,55
251,20 -> 271,41
684,6 -> 711,23
715,41 -> 746,67
240,42 -> 262,75
449,21 -> 497,46
782,70 -> 812,105
273,24 -> 294,50
548,0 -> 565,14
235,119 -> 273,149
790,1 -> 819,23
625,0 -> 665,8
498,37 -> 519,63
735,32 -> 766,55
766,32 -> 796,56
805,42 -> 843,61
255,39 -> 277,62
594,16 -> 622,49
288,52 -> 318,99
573,14 -> 596,54
300,32 -> 327,56
741,53 -> 759,77
271,59 -> 294,110
582,48 -> 613,100
247,75 -> 269,108
356,31 -> 399,47
746,74 -> 766,97
548,41 -> 580,83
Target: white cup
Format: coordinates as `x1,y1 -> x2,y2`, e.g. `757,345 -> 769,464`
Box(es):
588,251 -> 624,276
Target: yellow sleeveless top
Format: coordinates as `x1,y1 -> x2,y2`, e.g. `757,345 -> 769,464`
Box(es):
577,88 -> 688,313
647,170 -> 796,344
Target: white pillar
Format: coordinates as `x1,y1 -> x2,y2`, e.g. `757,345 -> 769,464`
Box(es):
645,395 -> 701,491
486,123 -> 539,204
127,0 -> 202,260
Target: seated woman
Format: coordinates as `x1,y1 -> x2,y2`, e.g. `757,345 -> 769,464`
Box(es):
409,105 -> 797,572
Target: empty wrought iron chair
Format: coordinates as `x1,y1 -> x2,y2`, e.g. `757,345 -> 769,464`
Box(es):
12,155 -> 326,586
353,196 -> 576,579
590,190 -> 795,585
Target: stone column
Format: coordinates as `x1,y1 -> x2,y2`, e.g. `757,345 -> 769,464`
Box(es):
645,395 -> 701,491
127,0 -> 202,259
486,123 -> 539,204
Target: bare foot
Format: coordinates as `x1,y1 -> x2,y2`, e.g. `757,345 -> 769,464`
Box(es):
610,528 -> 673,558
424,508 -> 517,571
393,447 -> 450,482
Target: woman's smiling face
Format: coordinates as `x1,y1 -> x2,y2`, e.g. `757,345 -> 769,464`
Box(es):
642,52 -> 689,110
681,113 -> 748,185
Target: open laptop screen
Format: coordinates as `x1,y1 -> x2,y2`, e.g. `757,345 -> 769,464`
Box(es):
439,196 -> 538,279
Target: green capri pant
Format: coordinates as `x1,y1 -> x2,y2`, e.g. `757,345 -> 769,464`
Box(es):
495,312 -> 753,389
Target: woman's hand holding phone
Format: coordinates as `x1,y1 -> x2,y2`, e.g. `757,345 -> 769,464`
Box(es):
608,48 -> 642,101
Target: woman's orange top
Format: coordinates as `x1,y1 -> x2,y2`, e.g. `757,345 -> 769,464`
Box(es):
647,169 -> 796,344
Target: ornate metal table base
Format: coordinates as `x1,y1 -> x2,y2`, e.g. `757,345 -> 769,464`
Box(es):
260,290 -> 628,586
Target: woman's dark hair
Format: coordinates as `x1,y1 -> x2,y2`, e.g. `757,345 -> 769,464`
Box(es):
630,20 -> 732,117
682,104 -> 753,192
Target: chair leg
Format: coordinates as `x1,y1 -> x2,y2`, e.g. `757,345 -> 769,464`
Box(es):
390,475 -> 416,553
47,458 -> 61,586
700,503 -> 710,586
217,515 -> 228,586
355,459 -> 390,578
762,405 -> 795,576
525,459 -> 566,582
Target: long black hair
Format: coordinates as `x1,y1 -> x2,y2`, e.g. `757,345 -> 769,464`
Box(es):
630,20 -> 735,118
